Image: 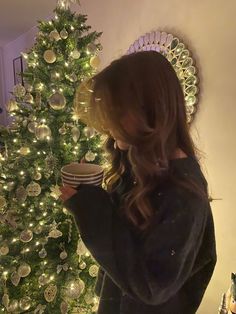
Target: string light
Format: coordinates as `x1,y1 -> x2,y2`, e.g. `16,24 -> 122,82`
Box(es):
20,171 -> 24,175
65,62 -> 69,67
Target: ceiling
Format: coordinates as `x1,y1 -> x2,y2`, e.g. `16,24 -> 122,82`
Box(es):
0,0 -> 59,47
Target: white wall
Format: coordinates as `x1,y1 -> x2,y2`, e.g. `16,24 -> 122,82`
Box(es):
1,0 -> 236,312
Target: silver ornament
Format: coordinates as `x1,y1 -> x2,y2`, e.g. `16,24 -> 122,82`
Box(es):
39,248 -> 47,259
48,92 -> 66,110
89,264 -> 99,277
79,261 -> 86,269
65,280 -> 85,299
60,29 -> 68,39
44,284 -> 57,302
35,124 -> 51,140
26,181 -> 41,197
83,126 -> 95,138
19,296 -> 31,311
18,263 -> 31,277
60,250 -> 68,260
28,121 -> 38,133
20,229 -> 33,242
85,150 -> 95,162
71,126 -> 80,143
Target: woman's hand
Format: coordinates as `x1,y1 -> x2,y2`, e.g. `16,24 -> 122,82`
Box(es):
59,185 -> 77,203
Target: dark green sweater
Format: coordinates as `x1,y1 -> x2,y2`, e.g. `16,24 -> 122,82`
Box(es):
64,156 -> 217,314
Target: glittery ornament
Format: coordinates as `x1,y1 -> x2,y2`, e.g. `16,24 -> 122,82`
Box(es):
18,263 -> 31,277
35,124 -> 51,140
0,245 -> 9,255
60,301 -> 68,314
90,55 -> 100,68
44,284 -> 57,302
11,271 -> 21,286
0,196 -> 6,209
2,293 -> 9,309
8,299 -> 19,311
49,30 -> 61,41
87,43 -> 98,54
28,121 -> 38,133
60,29 -> 68,39
48,92 -> 66,110
65,280 -> 85,299
16,186 -> 27,202
6,99 -> 19,112
85,150 -> 95,162
33,172 -> 42,181
70,49 -> 81,59
24,93 -> 34,104
60,250 -> 68,260
20,229 -> 33,242
48,229 -> 63,238
89,264 -> 99,277
59,125 -> 67,135
19,147 -> 30,156
83,126 -> 95,138
19,296 -> 31,311
71,126 -> 80,143
38,274 -> 49,286
79,261 -> 86,269
50,185 -> 61,200
43,50 -> 57,63
13,84 -> 26,98
26,181 -> 41,196
34,224 -> 43,234
39,248 -> 47,258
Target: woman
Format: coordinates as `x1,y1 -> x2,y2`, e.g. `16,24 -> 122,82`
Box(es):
60,51 -> 217,314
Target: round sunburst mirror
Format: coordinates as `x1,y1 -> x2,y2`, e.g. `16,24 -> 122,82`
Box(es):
127,31 -> 199,124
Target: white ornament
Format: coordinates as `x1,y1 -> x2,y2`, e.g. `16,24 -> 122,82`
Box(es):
71,126 -> 80,143
26,181 -> 41,197
44,284 -> 57,302
85,150 -> 95,162
8,299 -> 19,311
18,263 -> 31,277
70,49 -> 81,59
60,29 -> 68,39
13,84 -> 26,98
43,50 -> 57,63
0,245 -> 9,255
89,264 -> 99,277
38,274 -> 49,286
20,229 -> 33,242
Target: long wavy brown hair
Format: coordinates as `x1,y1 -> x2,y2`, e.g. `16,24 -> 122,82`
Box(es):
74,51 -> 209,233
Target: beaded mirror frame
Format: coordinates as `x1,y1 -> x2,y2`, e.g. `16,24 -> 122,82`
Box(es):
126,31 -> 199,124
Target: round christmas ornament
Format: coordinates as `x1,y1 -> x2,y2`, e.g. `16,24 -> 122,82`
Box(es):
44,284 -> 57,302
83,126 -> 95,138
71,126 -> 80,143
79,261 -> 86,270
16,186 -> 27,203
70,49 -> 81,59
0,245 -> 9,256
90,55 -> 100,68
19,147 -> 30,156
35,123 -> 51,140
28,121 -> 38,133
33,172 -> 42,181
34,224 -> 43,234
18,263 -> 31,277
6,99 -> 19,112
38,274 -> 49,286
13,84 -> 26,98
8,300 -> 19,312
66,280 -> 85,299
19,296 -> 31,311
39,248 -> 47,259
20,229 -> 33,242
0,196 -> 6,209
60,250 -> 68,260
87,43 -> 98,54
43,50 -> 57,64
49,30 -> 61,41
60,28 -> 68,39
24,93 -> 34,104
26,181 -> 41,197
89,265 -> 99,277
48,92 -> 66,110
85,150 -> 95,162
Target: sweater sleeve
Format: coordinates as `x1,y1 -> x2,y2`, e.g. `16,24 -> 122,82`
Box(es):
64,183 -> 209,305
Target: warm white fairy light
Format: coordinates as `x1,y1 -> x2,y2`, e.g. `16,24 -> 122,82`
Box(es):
37,167 -> 41,171
70,25 -> 75,31
43,261 -> 47,265
29,223 -> 33,227
52,89 -> 56,93
36,241 -> 40,246
59,88 -> 63,92
12,238 -> 17,243
20,171 -> 24,175
43,212 -> 47,217
29,208 -> 34,212
13,138 -> 17,143
25,248 -> 30,252
65,62 -> 69,67
55,72 -> 60,78
22,203 -> 26,207
39,202 -> 44,206
49,21 -> 53,25
50,275 -> 54,281
37,152 -> 41,155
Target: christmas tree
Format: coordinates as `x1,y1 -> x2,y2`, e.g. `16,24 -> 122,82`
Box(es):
0,1 -> 106,313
